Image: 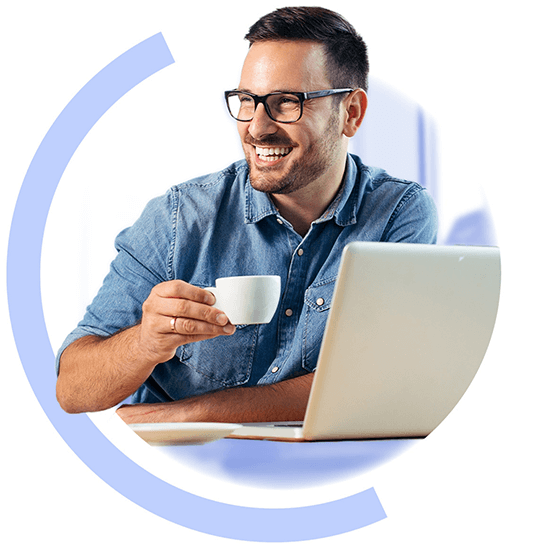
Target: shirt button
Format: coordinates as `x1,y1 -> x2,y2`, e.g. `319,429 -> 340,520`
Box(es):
316,298 -> 324,306
271,366 -> 279,373
276,218 -> 283,225
285,308 -> 293,317
297,248 -> 304,256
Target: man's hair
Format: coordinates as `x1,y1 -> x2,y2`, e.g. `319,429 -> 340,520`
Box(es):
245,6 -> 369,92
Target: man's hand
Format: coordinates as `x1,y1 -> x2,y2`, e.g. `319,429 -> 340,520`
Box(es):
137,280 -> 236,365
56,279 -> 235,414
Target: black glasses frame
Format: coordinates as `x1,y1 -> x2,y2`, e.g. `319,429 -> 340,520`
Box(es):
224,88 -> 354,123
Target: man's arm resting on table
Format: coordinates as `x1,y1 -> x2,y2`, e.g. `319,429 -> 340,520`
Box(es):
116,373 -> 314,425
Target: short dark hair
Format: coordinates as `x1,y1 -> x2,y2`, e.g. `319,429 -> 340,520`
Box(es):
245,6 -> 369,92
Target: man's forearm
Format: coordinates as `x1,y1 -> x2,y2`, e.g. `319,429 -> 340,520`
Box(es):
116,373 -> 314,424
56,280 -> 237,415
56,324 -> 157,414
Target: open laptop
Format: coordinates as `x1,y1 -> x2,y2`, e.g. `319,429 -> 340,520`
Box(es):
227,241 -> 501,441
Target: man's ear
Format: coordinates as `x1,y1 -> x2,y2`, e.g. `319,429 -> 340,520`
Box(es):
342,89 -> 367,138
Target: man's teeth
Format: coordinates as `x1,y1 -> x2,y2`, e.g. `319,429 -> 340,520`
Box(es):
255,147 -> 291,161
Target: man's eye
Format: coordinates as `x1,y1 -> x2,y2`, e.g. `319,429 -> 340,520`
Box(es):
279,96 -> 298,104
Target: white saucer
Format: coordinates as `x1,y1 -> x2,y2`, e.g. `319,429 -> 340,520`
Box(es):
129,422 -> 242,446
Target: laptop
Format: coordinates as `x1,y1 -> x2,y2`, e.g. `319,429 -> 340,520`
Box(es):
227,241 -> 501,441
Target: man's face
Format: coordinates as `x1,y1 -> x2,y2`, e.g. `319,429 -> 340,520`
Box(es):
236,41 -> 346,196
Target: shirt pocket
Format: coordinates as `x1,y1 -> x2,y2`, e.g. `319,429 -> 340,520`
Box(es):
176,324 -> 258,387
302,278 -> 336,372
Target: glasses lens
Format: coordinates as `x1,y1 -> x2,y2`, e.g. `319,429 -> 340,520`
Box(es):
267,93 -> 301,122
226,92 -> 302,122
227,93 -> 254,121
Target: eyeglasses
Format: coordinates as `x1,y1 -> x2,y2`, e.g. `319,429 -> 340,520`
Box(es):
224,88 -> 354,124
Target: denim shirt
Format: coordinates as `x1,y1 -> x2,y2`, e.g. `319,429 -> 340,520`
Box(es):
56,154 -> 438,404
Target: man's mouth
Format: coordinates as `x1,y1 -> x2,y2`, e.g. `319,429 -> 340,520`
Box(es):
254,146 -> 293,162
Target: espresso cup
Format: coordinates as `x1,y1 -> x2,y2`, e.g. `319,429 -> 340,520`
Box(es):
204,275 -> 281,325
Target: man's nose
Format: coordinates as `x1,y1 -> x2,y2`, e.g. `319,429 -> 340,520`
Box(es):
248,103 -> 278,140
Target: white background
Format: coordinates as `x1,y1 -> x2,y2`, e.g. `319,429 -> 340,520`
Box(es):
1,1 -> 543,542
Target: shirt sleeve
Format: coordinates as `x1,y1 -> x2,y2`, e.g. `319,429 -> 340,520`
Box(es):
382,185 -> 438,244
55,189 -> 175,374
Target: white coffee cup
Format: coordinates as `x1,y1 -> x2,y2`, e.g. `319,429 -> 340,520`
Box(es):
204,275 -> 281,325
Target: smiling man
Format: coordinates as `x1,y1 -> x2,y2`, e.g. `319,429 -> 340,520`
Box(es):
232,39 -> 361,236
55,7 -> 438,424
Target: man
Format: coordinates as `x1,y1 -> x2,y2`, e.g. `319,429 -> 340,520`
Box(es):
56,7 -> 437,424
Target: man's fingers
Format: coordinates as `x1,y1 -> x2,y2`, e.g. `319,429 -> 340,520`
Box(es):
153,279 -> 215,305
169,316 -> 235,336
156,295 -> 229,326
142,280 -> 235,351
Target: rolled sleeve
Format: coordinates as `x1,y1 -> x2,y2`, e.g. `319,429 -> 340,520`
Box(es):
55,190 -> 175,374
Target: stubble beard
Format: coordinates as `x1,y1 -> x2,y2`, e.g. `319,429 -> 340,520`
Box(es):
246,110 -> 341,196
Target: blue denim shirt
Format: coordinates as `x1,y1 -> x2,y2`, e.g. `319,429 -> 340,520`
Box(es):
56,154 -> 437,404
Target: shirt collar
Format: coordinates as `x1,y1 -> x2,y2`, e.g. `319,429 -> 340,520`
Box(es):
244,154 -> 359,227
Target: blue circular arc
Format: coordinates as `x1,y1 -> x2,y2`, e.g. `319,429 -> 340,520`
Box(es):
6,33 -> 386,541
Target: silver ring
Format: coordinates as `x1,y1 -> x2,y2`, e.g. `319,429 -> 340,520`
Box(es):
170,317 -> 177,332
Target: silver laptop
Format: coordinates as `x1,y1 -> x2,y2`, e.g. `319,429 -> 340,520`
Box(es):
228,241 -> 501,441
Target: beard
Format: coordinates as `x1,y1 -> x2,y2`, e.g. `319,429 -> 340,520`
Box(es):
245,110 -> 341,195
